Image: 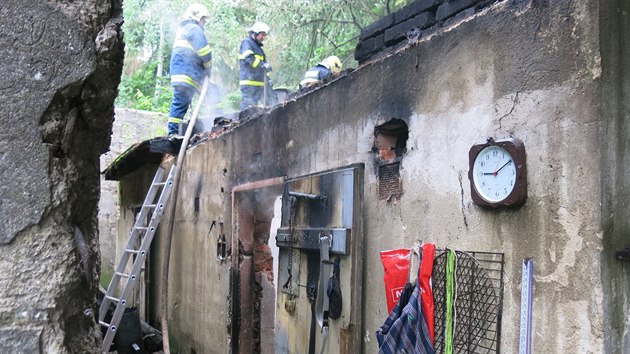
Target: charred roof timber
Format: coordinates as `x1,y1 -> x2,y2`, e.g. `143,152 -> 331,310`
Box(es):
355,0 -> 499,63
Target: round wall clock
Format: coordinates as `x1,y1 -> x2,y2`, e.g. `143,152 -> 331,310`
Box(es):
468,137 -> 527,208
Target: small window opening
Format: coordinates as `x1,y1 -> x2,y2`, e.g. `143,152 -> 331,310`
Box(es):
373,119 -> 408,200
373,119 -> 409,161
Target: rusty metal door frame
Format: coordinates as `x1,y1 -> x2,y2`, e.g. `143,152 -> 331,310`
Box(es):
230,177 -> 285,353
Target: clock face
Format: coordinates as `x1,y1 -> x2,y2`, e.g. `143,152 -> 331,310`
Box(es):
472,145 -> 516,203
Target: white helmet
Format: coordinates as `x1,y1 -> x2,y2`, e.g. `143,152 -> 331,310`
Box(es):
185,3 -> 209,22
249,21 -> 270,34
321,56 -> 343,74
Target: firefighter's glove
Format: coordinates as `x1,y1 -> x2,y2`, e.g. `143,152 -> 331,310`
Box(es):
262,62 -> 272,72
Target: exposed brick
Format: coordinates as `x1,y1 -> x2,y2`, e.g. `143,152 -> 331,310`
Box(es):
385,12 -> 435,45
373,34 -> 385,52
436,0 -> 477,21
355,38 -> 375,61
395,0 -> 444,23
356,34 -> 386,62
359,13 -> 395,41
254,243 -> 274,281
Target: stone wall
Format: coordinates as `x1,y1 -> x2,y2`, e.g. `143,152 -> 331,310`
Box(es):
0,0 -> 123,352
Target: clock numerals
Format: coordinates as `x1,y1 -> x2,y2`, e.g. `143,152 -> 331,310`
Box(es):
472,145 -> 517,203
469,138 -> 527,208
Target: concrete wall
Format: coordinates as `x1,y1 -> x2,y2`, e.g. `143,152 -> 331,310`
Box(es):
0,0 -> 123,352
599,0 -> 630,352
115,0 -> 627,352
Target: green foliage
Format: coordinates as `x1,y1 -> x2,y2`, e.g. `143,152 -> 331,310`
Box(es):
221,90 -> 243,112
116,62 -> 172,112
117,0 -> 415,111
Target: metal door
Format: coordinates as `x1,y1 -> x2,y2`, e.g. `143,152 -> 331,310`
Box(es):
275,164 -> 364,354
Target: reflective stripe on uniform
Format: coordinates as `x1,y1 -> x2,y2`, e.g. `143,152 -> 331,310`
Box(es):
239,50 -> 254,59
174,39 -> 195,50
300,78 -> 320,87
300,70 -> 321,87
239,80 -> 265,87
204,60 -> 212,68
303,70 -> 320,79
168,117 -> 183,123
171,75 -> 201,90
197,44 -> 211,57
252,57 -> 260,68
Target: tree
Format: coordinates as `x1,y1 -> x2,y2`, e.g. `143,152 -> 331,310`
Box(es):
116,0 -> 414,112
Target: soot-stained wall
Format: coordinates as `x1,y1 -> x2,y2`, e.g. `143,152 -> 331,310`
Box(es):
115,0 -> 627,353
0,0 -> 123,352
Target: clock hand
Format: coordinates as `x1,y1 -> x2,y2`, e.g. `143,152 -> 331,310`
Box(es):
482,159 -> 513,176
496,159 -> 512,173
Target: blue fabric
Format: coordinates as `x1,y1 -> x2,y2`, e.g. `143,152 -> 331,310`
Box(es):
376,280 -> 435,354
170,19 -> 212,89
239,85 -> 263,110
299,64 -> 332,89
167,85 -> 195,135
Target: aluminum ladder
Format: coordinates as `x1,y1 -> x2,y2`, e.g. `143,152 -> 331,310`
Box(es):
98,165 -> 175,353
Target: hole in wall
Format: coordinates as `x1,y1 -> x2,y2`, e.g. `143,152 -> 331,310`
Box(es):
373,119 -> 408,200
373,118 -> 408,161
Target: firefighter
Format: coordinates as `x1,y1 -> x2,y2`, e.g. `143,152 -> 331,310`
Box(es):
299,56 -> 343,90
167,3 -> 213,136
239,21 -> 273,110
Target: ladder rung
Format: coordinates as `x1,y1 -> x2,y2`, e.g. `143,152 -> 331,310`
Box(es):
100,166 -> 174,354
105,295 -> 120,303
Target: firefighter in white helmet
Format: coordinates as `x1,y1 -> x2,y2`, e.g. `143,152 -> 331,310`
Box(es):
239,21 -> 275,110
166,3 -> 212,135
299,55 -> 343,90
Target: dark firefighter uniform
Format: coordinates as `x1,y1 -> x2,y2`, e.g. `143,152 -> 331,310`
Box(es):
239,36 -> 269,110
299,64 -> 332,90
168,19 -> 212,135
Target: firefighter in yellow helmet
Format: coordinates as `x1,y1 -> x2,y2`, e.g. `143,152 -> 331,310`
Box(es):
299,56 -> 343,90
167,3 -> 212,135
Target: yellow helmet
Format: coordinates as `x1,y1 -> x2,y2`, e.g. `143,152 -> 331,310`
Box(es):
322,56 -> 342,74
185,3 -> 209,22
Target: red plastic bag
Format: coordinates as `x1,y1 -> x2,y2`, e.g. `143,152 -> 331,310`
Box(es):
380,248 -> 411,313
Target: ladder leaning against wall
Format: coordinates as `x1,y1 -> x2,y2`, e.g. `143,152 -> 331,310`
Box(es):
98,78 -> 210,353
98,165 -> 175,352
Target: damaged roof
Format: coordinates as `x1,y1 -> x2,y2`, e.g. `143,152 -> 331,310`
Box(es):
102,137 -> 180,180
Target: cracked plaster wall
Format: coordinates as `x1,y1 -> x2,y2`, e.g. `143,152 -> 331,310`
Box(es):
0,0 -> 123,352
114,0 -> 626,353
